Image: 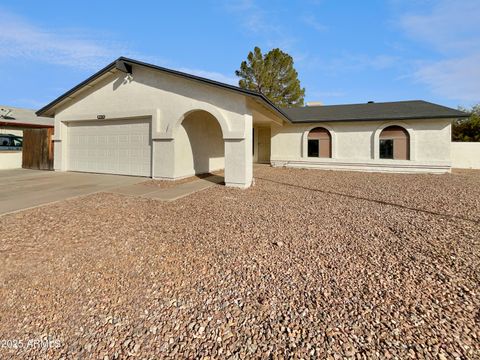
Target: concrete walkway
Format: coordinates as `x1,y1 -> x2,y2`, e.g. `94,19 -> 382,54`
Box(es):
109,175 -> 224,201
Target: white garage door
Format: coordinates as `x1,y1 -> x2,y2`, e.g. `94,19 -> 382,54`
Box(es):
67,119 -> 151,177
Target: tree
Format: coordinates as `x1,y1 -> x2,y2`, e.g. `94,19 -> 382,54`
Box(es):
452,104 -> 480,142
235,47 -> 305,108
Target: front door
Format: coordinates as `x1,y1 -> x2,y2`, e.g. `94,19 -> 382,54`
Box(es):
257,127 -> 271,164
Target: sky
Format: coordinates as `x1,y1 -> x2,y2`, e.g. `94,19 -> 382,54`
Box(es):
0,0 -> 479,110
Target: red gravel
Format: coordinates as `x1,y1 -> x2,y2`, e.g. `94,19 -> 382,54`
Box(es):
0,166 -> 479,359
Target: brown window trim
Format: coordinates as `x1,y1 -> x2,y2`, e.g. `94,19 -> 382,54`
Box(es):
307,127 -> 332,158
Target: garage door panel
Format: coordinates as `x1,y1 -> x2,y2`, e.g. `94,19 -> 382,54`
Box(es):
107,136 -> 118,145
67,119 -> 151,177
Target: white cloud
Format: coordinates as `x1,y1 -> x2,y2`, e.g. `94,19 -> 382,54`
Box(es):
399,0 -> 480,53
413,55 -> 480,102
0,8 -> 237,87
398,0 -> 480,102
223,0 -> 297,50
177,68 -> 237,85
225,0 -> 277,34
224,0 -> 255,13
0,9 -> 129,70
302,15 -> 327,32
362,55 -> 400,70
318,53 -> 401,74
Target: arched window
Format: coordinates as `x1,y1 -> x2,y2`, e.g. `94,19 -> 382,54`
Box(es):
379,125 -> 410,160
307,127 -> 331,158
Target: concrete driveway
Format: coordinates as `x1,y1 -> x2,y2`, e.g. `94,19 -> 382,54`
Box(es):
0,169 -> 145,215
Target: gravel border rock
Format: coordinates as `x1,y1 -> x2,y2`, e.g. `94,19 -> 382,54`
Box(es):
1,166 -> 479,358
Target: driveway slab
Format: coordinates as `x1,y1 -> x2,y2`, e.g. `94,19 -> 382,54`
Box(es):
0,169 -> 145,215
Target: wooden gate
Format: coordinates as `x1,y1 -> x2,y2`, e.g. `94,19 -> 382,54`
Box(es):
22,128 -> 54,170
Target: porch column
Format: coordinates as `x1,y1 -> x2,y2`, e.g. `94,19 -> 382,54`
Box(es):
224,114 -> 253,189
152,139 -> 175,179
54,120 -> 68,171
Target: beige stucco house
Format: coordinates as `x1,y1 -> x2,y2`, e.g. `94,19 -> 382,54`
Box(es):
36,57 -> 469,189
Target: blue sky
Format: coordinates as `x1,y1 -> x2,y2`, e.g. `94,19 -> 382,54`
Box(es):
1,0 -> 479,110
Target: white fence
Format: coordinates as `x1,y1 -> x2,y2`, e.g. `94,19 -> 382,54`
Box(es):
451,142 -> 480,169
0,151 -> 22,169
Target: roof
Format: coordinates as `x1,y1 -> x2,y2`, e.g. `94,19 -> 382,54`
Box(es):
36,57 -> 290,121
0,105 -> 54,128
282,100 -> 469,123
35,57 -> 468,124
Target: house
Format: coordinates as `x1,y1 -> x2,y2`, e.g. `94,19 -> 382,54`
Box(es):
0,106 -> 54,170
274,101 -> 467,172
36,57 -> 469,189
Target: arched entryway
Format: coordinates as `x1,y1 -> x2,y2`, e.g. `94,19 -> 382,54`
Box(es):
174,110 -> 225,179
307,127 -> 332,158
379,125 -> 410,160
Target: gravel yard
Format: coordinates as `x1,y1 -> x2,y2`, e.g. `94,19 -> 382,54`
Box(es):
142,170 -> 224,189
0,166 -> 479,359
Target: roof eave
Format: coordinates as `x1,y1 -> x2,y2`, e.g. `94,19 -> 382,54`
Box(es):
289,114 -> 469,123
0,120 -> 54,128
36,59 -> 119,117
117,57 -> 291,122
36,57 -> 292,123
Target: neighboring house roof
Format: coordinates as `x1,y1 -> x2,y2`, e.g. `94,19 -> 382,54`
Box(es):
282,100 -> 469,123
36,57 -> 290,121
0,105 -> 54,128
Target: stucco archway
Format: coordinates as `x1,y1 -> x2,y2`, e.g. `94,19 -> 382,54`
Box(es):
302,124 -> 337,158
379,126 -> 410,160
174,110 -> 225,179
170,105 -> 231,139
372,121 -> 416,160
168,109 -> 252,189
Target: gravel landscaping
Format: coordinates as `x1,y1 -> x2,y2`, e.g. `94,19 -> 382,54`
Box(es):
0,166 -> 479,359
142,170 -> 224,189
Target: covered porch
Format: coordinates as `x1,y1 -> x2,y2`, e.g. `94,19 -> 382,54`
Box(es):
167,98 -> 283,188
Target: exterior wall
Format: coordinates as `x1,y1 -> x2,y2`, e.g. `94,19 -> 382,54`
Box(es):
0,128 -> 23,136
451,142 -> 480,169
271,119 -> 452,173
0,128 -> 23,169
0,151 -> 22,169
52,65 -> 253,188
54,66 -> 249,139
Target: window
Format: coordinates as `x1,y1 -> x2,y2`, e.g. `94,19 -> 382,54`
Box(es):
379,126 -> 409,160
380,139 -> 394,159
13,138 -> 22,147
308,139 -> 319,157
307,127 -> 332,158
0,135 -> 22,151
0,136 -> 9,147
